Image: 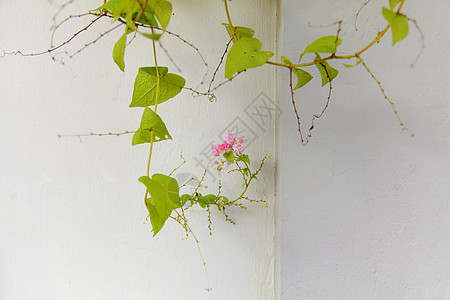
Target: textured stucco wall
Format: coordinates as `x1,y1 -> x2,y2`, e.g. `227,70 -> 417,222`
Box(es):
0,1 -> 277,299
280,0 -> 450,299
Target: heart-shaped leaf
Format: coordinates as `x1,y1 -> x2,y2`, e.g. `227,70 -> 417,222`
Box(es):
225,37 -> 273,79
112,29 -> 130,71
139,174 -> 180,236
389,0 -> 402,10
299,36 -> 342,62
148,0 -> 172,30
130,67 -> 185,107
293,68 -> 313,90
315,54 -> 338,86
382,7 -> 409,45
132,108 -> 172,146
222,23 -> 255,40
98,0 -> 141,29
281,56 -> 313,90
223,151 -> 234,163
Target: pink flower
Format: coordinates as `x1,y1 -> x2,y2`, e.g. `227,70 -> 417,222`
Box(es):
234,144 -> 244,153
211,134 -> 245,162
223,134 -> 235,144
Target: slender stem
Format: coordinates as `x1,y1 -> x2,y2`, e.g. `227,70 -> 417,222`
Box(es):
133,1 -> 147,28
146,29 -> 161,174
208,38 -> 233,94
223,0 -> 237,41
144,30 -> 161,204
57,131 -> 135,138
227,156 -> 268,206
228,161 -> 252,205
289,68 -> 304,143
335,26 -> 389,60
267,1 -> 407,68
357,54 -> 411,135
189,225 -> 211,291
168,154 -> 186,176
266,61 -> 289,68
1,15 -> 105,59
173,212 -> 211,291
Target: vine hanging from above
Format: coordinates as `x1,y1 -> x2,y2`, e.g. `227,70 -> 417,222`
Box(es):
1,0 -> 421,245
1,0 -> 422,290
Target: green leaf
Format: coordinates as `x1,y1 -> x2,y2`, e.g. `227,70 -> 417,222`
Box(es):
139,174 -> 180,236
139,108 -> 169,132
113,31 -> 128,71
197,196 -> 206,208
293,68 -> 313,90
203,194 -> 218,205
281,56 -> 313,89
223,151 -> 234,163
234,26 -> 255,39
180,194 -> 191,207
304,36 -> 342,54
242,168 -> 249,177
343,59 -> 362,68
148,0 -> 172,30
382,7 -> 409,45
138,31 -> 162,41
98,0 -> 171,33
299,36 -> 342,61
99,0 -> 141,29
136,9 -> 159,27
141,174 -> 180,215
281,56 -> 292,65
130,67 -> 185,107
218,196 -> 229,205
145,198 -> 165,236
222,23 -> 255,40
315,54 -> 339,86
389,0 -> 402,9
132,128 -> 151,146
99,0 -> 121,11
131,108 -> 172,146
241,154 -> 250,165
225,37 -> 274,79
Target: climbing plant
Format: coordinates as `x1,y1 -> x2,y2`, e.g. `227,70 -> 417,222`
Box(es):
1,0 -> 421,290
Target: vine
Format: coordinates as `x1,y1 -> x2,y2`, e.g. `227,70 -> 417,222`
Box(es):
2,0 -> 421,290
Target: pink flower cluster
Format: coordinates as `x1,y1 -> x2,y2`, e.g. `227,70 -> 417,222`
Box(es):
211,134 -> 244,166
212,134 -> 244,157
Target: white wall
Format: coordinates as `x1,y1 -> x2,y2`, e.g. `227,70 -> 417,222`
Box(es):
280,0 -> 450,299
3,1 -> 449,299
0,1 -> 278,299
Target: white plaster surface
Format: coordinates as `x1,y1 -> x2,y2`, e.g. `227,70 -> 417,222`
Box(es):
0,1 -> 277,299
2,1 -> 449,299
280,0 -> 450,299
